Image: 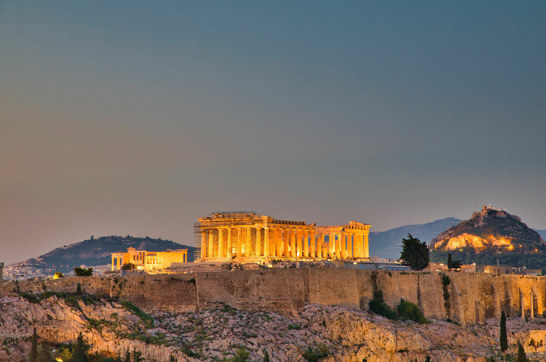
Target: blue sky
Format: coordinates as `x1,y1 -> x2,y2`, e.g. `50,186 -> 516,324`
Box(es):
1,1 -> 545,263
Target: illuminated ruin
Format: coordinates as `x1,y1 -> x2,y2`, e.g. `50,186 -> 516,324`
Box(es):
196,211 -> 370,262
111,247 -> 188,272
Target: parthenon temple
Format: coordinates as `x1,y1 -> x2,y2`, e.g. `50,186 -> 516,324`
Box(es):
196,212 -> 370,262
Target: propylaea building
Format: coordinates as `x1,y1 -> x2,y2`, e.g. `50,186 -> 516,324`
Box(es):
196,211 -> 370,262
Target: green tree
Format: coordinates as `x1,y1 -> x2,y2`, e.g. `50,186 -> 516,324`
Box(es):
368,290 -> 396,319
425,356 -> 431,362
123,350 -> 131,362
132,350 -> 143,362
121,263 -> 136,270
74,267 -> 93,276
447,253 -> 461,270
396,299 -> 427,324
263,350 -> 270,362
516,341 -> 527,362
72,332 -> 89,362
400,234 -> 429,270
29,327 -> 38,362
37,341 -> 54,362
500,311 -> 508,352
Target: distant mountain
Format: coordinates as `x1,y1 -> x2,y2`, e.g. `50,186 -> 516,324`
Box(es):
369,217 -> 461,259
536,230 -> 546,241
430,206 -> 546,272
17,235 -> 197,272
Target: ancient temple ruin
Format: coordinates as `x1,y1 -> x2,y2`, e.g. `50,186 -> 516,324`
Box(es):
196,211 -> 370,262
111,247 -> 188,272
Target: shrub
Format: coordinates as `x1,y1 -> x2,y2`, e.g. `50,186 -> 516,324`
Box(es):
441,273 -> 451,317
74,267 -> 93,277
121,301 -> 154,328
20,292 -> 41,304
121,263 -> 136,270
397,299 -> 427,324
369,290 -> 396,320
288,324 -> 302,330
302,342 -> 329,362
229,348 -> 250,362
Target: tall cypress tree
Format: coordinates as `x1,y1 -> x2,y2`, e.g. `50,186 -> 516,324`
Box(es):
29,327 -> 38,362
447,253 -> 453,270
500,311 -> 508,352
516,341 -> 527,362
72,332 -> 89,362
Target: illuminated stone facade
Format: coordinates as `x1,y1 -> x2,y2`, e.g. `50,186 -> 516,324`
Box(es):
197,212 -> 370,262
111,247 -> 188,272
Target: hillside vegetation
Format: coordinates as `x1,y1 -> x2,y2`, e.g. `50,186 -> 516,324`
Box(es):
18,235 -> 196,272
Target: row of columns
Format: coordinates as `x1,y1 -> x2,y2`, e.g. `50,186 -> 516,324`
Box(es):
201,226 -> 369,260
112,255 -> 124,271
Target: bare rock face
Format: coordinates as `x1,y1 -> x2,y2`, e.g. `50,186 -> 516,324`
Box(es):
2,293 -> 545,361
431,205 -> 544,252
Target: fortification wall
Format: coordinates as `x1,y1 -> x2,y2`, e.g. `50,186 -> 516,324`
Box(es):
3,269 -> 545,324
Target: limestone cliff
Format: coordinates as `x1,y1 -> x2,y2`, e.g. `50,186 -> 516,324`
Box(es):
1,293 -> 545,361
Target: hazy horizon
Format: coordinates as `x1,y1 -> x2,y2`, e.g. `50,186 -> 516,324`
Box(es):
2,1 -> 545,265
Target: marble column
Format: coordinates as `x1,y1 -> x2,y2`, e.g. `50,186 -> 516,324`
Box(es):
290,228 -> 296,257
340,232 -> 346,259
354,234 -> 362,258
295,230 -> 302,258
363,233 -> 369,258
317,234 -> 323,258
256,227 -> 262,256
347,233 -> 353,258
246,227 -> 252,256
310,230 -> 315,258
227,228 -> 232,259
335,234 -> 341,259
201,230 -> 207,260
208,229 -> 215,258
274,228 -> 283,257
237,228 -> 242,257
304,229 -> 309,258
329,234 -> 335,258
264,227 -> 269,258
218,228 -> 224,258
283,229 -> 289,257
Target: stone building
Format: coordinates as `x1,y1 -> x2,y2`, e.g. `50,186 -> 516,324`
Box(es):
197,211 -> 370,262
111,247 -> 188,272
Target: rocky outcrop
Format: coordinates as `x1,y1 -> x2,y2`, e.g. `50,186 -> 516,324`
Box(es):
4,269 -> 546,325
1,293 -> 545,361
431,206 -> 544,252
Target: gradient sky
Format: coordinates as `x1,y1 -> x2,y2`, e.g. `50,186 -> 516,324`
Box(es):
1,1 -> 546,264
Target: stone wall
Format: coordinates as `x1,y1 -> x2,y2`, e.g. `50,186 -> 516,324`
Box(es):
3,269 -> 545,324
